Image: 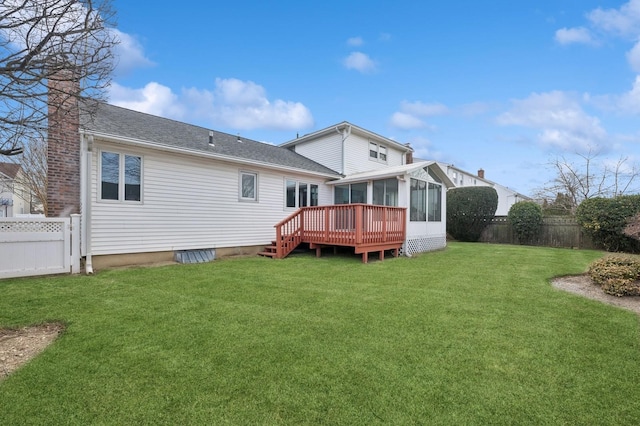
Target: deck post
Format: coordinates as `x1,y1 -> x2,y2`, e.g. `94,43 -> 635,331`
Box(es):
275,225 -> 282,258
382,208 -> 388,242
324,206 -> 330,241
355,204 -> 363,245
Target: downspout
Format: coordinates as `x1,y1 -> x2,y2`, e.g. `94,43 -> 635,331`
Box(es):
335,124 -> 351,174
83,134 -> 94,274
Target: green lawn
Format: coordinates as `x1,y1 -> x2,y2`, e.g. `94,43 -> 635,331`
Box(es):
1,243 -> 639,425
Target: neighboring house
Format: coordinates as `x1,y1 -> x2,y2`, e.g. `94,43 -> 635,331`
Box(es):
46,81 -> 453,270
437,163 -> 530,216
0,162 -> 31,217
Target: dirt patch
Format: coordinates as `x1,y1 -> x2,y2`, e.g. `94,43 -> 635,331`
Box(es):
552,275 -> 640,315
0,323 -> 64,380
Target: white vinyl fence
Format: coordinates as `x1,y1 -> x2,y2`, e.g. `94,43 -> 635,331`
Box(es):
0,215 -> 80,279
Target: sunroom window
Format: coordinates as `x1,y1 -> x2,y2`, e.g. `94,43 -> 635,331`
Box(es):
373,178 -> 398,206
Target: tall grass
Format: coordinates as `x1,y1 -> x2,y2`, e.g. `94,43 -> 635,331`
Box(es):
1,243 -> 638,424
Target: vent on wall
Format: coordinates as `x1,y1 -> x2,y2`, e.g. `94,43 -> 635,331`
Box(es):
174,249 -> 216,264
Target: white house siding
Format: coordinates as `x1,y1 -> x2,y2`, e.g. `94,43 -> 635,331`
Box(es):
344,133 -> 404,175
90,141 -> 332,256
290,133 -> 343,174
441,165 -> 526,216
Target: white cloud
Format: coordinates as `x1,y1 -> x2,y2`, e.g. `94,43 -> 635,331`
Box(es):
109,82 -> 185,119
379,33 -> 392,42
460,102 -> 493,116
112,29 -> 154,75
627,41 -> 640,72
588,0 -> 640,38
554,27 -> 594,45
389,100 -> 449,130
347,37 -> 364,47
400,101 -> 449,117
613,75 -> 640,113
496,91 -> 607,151
109,78 -> 314,131
343,52 -> 377,73
389,112 -> 427,130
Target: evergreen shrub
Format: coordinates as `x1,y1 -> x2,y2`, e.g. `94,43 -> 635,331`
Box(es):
446,187 -> 498,242
507,201 -> 543,245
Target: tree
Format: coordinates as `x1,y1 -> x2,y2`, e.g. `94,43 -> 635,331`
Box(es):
508,201 -> 543,245
447,186 -> 498,242
15,135 -> 47,213
534,150 -> 640,214
0,0 -> 117,156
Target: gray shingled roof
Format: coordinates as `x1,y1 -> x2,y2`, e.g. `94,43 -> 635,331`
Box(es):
80,102 -> 340,176
0,162 -> 21,179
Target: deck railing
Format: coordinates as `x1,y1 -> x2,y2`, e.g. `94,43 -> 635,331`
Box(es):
274,204 -> 406,258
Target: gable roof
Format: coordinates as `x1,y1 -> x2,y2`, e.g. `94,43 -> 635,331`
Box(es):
437,162 -> 530,199
0,162 -> 21,179
280,121 -> 414,153
325,161 -> 455,188
79,102 -> 341,177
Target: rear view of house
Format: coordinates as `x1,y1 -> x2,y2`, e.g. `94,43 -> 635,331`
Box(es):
47,81 -> 452,270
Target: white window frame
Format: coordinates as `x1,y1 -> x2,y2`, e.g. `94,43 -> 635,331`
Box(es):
239,171 -> 258,202
285,179 -> 319,209
369,141 -> 388,163
98,150 -> 143,203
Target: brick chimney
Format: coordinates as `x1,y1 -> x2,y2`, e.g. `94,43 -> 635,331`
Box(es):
406,151 -> 413,165
47,71 -> 81,217
405,143 -> 413,165
478,168 -> 485,179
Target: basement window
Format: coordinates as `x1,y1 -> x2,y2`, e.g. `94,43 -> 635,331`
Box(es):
100,151 -> 142,202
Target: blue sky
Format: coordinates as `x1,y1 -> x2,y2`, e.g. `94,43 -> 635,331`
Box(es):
108,0 -> 640,196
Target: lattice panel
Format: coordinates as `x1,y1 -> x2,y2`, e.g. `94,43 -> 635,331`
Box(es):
403,235 -> 446,256
0,221 -> 63,233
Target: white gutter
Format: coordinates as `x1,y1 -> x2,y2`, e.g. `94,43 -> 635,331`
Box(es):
82,130 -> 340,179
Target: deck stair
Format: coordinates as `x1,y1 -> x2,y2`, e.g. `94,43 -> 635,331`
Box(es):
259,204 -> 406,263
258,241 -> 278,258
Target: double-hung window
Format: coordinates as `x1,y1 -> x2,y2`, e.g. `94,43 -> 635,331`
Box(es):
100,151 -> 142,202
369,142 -> 387,163
239,171 -> 258,202
286,180 -> 318,208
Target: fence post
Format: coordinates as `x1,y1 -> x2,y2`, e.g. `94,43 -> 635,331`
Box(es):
70,214 -> 81,274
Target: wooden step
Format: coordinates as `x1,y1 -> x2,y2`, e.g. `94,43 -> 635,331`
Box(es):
258,250 -> 277,258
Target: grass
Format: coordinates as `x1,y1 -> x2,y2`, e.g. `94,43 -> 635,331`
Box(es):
0,242 -> 639,425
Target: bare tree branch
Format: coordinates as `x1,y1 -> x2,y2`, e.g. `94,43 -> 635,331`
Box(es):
0,0 -> 117,155
535,151 -> 640,214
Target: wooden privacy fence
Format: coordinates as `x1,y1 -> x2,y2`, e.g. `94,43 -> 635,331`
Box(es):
480,216 -> 595,249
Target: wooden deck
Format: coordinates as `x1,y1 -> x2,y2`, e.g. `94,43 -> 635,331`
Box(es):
260,204 -> 406,263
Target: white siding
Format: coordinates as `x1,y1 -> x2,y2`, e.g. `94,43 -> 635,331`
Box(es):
443,166 -> 523,216
291,133 -> 343,173
90,141 -> 332,255
344,133 -> 404,175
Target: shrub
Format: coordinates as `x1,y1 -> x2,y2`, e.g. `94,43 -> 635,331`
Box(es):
508,201 -> 543,245
446,187 -> 498,242
588,255 -> 640,297
576,195 -> 640,253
